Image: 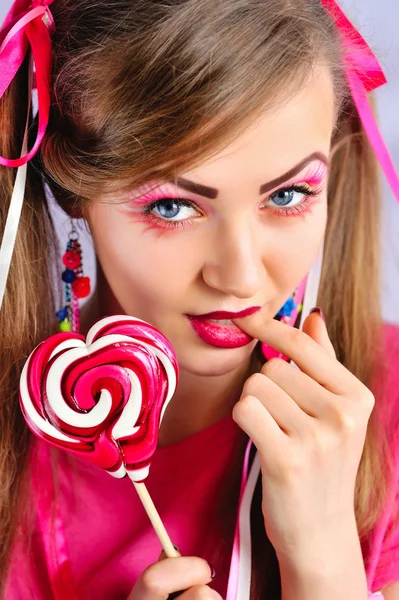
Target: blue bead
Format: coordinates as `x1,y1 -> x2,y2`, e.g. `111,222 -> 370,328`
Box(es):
277,297 -> 297,317
56,307 -> 68,321
62,269 -> 76,283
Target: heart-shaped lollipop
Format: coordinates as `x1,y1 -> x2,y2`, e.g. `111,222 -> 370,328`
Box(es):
19,315 -> 180,557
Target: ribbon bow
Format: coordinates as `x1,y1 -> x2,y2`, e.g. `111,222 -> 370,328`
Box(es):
0,0 -> 55,167
321,0 -> 399,203
321,0 -> 386,92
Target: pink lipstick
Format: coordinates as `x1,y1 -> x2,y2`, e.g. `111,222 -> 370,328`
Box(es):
196,306 -> 261,320
186,306 -> 260,349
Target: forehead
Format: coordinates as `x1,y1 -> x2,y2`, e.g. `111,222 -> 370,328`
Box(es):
180,67 -> 335,189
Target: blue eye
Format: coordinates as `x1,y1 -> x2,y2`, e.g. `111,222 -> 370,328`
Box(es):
268,185 -> 315,209
155,199 -> 180,219
147,199 -> 199,221
271,189 -> 296,206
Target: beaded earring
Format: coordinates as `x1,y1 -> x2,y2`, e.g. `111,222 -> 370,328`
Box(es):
56,226 -> 91,333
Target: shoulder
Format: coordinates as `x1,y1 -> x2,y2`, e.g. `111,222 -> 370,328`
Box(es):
365,322 -> 399,593
380,322 -> 399,358
378,321 -> 399,372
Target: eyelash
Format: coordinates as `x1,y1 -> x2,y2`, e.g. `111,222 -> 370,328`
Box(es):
137,184 -> 321,231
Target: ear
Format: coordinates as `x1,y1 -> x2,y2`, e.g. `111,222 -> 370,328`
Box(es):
64,200 -> 84,219
45,179 -> 85,219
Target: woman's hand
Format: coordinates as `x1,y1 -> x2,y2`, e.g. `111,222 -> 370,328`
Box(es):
127,553 -> 220,600
232,308 -> 375,565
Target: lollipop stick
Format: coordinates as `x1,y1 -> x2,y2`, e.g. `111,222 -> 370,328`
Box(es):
130,478 -> 180,558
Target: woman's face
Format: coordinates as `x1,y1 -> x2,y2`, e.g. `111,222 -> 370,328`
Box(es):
87,68 -> 335,377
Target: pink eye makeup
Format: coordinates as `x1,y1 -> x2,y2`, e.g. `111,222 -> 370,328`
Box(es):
124,183 -> 205,233
294,160 -> 327,187
123,160 -> 327,231
265,160 -> 327,217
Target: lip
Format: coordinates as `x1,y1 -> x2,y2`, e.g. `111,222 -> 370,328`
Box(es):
192,306 -> 261,320
187,315 -> 255,349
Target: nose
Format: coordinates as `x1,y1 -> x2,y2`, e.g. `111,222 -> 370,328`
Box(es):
201,219 -> 264,299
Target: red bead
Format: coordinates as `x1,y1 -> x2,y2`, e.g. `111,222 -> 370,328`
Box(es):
72,276 -> 91,299
62,250 -> 80,269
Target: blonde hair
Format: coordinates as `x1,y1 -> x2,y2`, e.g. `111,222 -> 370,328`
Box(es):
0,1 -> 393,597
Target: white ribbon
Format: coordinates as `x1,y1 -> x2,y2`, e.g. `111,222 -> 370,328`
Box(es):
0,52 -> 33,310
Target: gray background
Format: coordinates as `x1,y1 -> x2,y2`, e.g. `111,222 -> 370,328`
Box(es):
2,0 -> 399,323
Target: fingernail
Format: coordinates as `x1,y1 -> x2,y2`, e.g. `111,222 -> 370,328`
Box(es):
208,563 -> 216,579
309,306 -> 326,323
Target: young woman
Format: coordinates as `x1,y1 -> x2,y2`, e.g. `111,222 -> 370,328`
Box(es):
1,0 -> 399,599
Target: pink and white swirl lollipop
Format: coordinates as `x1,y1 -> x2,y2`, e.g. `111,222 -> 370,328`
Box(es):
19,315 -> 180,557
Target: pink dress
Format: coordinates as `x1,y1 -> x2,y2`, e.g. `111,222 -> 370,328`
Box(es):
5,323 -> 399,599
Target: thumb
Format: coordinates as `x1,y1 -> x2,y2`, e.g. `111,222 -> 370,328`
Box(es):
302,307 -> 336,359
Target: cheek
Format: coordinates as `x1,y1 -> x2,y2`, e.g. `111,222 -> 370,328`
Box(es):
264,202 -> 327,294
88,205 -> 203,299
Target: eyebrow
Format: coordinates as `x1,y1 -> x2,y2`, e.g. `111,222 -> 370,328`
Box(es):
172,151 -> 328,199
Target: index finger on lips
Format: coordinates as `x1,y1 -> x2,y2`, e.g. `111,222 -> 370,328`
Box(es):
131,557 -> 214,599
233,312 -> 358,396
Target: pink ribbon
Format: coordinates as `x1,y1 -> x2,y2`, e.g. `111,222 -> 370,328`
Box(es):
321,0 -> 386,92
321,0 -> 399,205
0,0 -> 55,167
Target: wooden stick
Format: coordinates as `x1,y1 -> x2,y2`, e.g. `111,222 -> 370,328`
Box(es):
130,478 -> 180,558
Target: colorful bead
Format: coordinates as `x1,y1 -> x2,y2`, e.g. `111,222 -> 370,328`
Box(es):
59,320 -> 72,332
277,296 -> 297,317
72,276 -> 91,299
56,229 -> 90,332
62,250 -> 81,269
62,269 -> 77,283
56,307 -> 68,321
